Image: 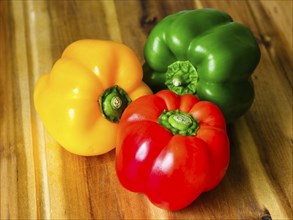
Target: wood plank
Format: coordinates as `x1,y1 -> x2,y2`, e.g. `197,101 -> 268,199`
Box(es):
1,1 -> 38,219
246,1 -> 293,218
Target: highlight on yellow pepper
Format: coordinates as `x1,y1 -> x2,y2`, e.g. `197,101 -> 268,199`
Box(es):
34,39 -> 152,156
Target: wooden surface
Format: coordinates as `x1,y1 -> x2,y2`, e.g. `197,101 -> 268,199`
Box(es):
0,0 -> 292,219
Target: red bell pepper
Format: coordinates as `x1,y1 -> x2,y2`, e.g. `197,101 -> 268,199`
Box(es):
115,90 -> 230,210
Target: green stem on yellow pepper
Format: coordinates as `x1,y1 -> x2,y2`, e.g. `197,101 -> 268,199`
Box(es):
99,85 -> 132,123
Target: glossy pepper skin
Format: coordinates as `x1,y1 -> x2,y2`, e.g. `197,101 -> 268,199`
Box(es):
116,90 -> 230,210
143,9 -> 261,123
34,40 -> 152,156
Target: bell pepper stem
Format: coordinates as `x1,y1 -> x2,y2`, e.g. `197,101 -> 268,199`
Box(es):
158,110 -> 199,136
99,85 -> 131,123
165,61 -> 198,95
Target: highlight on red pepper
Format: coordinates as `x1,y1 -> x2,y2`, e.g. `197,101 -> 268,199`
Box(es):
34,39 -> 152,156
115,90 -> 230,210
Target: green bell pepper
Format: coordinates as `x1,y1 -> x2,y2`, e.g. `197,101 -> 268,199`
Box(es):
143,9 -> 261,123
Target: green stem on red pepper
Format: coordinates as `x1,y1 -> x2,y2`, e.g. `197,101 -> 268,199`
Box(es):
158,109 -> 199,136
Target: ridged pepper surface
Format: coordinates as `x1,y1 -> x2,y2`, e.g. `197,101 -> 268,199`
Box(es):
116,90 -> 230,210
143,9 -> 261,123
34,40 -> 152,156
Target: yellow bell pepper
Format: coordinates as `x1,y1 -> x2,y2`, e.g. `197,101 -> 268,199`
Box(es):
34,39 -> 152,156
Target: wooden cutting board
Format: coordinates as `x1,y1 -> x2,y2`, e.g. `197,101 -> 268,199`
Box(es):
1,0 -> 292,219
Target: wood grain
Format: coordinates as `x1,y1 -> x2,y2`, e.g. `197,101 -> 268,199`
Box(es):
0,0 -> 292,219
